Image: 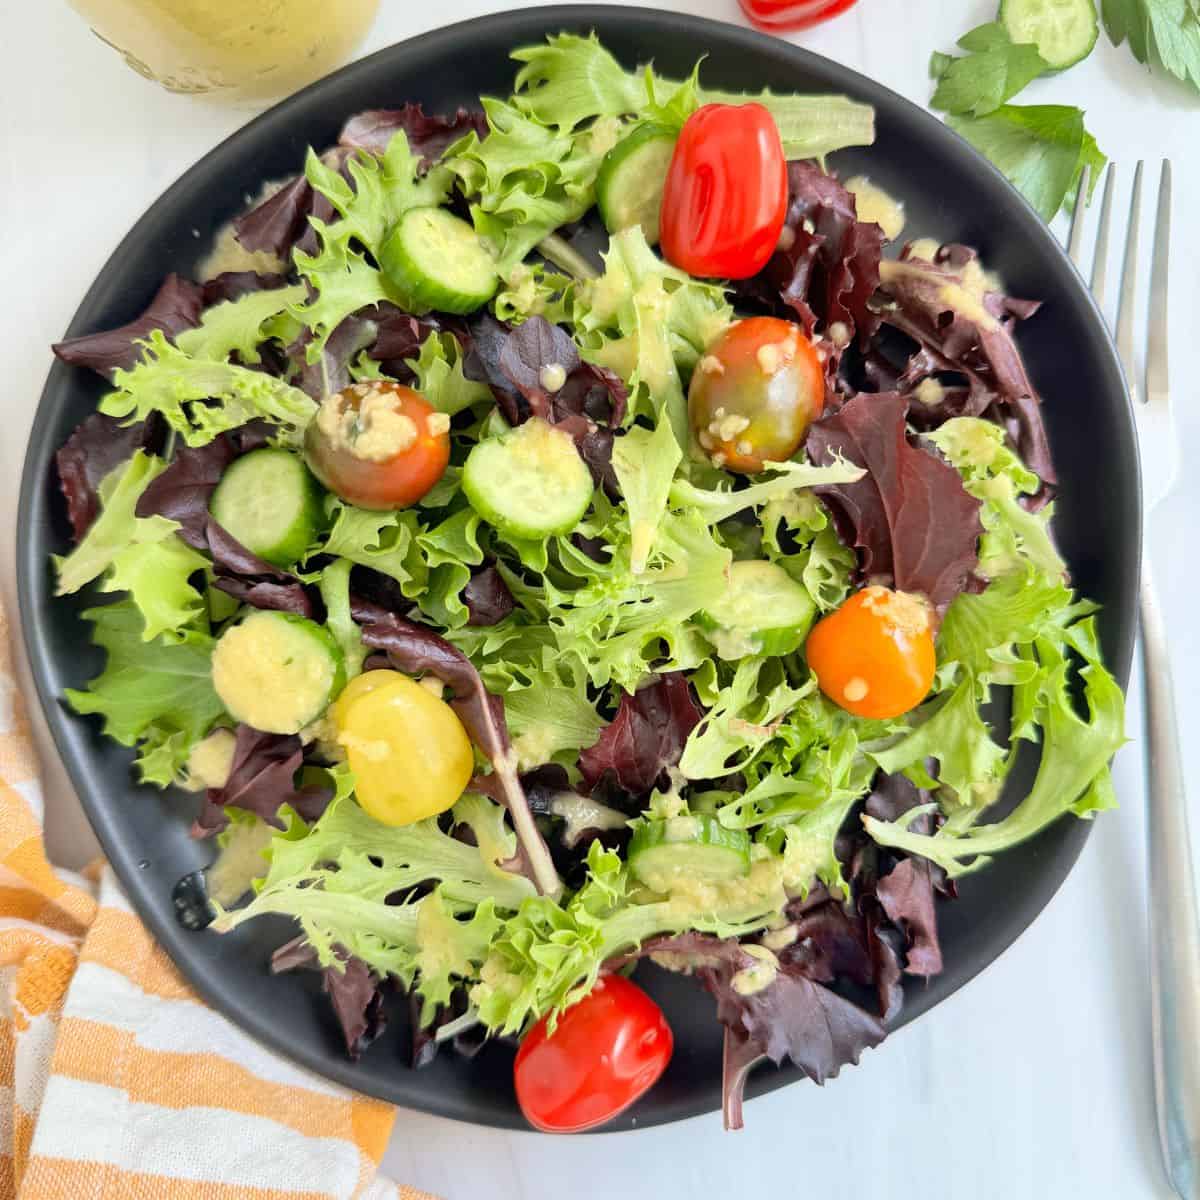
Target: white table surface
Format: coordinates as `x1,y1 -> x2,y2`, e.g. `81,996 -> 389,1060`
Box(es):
3,2 -> 1197,1197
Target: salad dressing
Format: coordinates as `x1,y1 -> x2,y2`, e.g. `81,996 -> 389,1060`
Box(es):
198,226 -> 284,279
181,727 -> 236,790
914,378 -> 947,407
845,175 -> 906,241
68,0 -> 379,102
730,946 -> 780,996
205,818 -> 274,905
549,794 -> 629,848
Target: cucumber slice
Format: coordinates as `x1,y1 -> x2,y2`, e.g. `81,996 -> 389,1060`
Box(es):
698,560 -> 817,660
211,610 -> 345,735
379,206 -> 499,315
629,815 -> 752,892
999,0 -> 1098,70
595,123 -> 677,244
209,448 -> 325,568
462,417 -> 594,540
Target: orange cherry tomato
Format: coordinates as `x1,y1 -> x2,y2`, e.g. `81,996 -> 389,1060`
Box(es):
660,103 -> 788,280
689,317 -> 825,474
305,381 -> 449,511
805,586 -> 936,720
514,975 -> 673,1133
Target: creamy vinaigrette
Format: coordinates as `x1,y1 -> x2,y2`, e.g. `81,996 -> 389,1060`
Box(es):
68,0 -> 380,102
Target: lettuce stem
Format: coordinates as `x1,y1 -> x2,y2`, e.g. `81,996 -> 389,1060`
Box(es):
537,233 -> 600,280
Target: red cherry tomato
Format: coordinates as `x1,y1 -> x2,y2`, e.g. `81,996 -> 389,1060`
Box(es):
738,0 -> 861,32
305,381 -> 449,511
660,103 -> 788,280
514,974 -> 673,1133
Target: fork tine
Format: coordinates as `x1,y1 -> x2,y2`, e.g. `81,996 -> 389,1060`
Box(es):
1116,161 -> 1144,405
1091,165 -> 1117,309
1146,161 -> 1171,407
1067,165 -> 1091,267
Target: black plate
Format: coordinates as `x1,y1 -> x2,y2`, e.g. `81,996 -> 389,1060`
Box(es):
17,5 -> 1139,1131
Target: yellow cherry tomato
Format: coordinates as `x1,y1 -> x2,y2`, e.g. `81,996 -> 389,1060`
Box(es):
331,670 -> 474,826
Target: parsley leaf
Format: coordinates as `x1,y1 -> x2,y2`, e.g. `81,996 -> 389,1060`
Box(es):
1103,0 -> 1200,92
928,13 -> 1106,221
947,104 -> 1107,221
931,23 -> 1050,117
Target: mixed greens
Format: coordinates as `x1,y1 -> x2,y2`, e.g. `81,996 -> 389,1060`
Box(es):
49,32 -> 1125,1130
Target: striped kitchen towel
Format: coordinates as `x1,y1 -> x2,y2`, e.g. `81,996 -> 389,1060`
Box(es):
0,601 -> 436,1200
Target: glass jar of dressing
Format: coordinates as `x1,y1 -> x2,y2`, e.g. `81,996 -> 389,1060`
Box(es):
68,0 -> 381,104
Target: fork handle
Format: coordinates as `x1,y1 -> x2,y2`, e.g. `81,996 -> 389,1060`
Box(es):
1142,560 -> 1200,1199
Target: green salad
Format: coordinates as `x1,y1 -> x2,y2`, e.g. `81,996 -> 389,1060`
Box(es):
49,32 -> 1125,1132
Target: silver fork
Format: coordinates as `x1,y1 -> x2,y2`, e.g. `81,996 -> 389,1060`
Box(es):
1068,161 -> 1200,1200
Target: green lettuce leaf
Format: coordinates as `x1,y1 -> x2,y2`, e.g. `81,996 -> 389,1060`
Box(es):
413,890 -> 504,1020
679,657 -> 813,781
54,451 -> 209,642
452,790 -> 522,876
101,331 -> 316,447
493,261 -> 575,324
726,713 -> 878,898
865,617 -> 1126,875
412,508 -> 485,629
776,789 -> 863,898
175,284 -> 307,365
417,463 -> 462,512
290,221 -> 400,362
207,813 -> 276,907
101,535 -> 209,643
65,599 -> 224,763
573,227 -> 732,443
510,33 -> 650,128
317,501 -> 428,596
865,672 -> 1007,802
407,332 -> 494,416
503,652 -> 606,770
670,458 -> 865,526
611,415 -> 682,573
508,32 -> 875,158
938,567 -> 1075,688
762,491 -> 856,613
720,699 -> 877,828
290,134 -> 458,358
927,417 -> 1065,580
133,725 -> 196,787
446,98 -> 611,275
304,136 -> 452,259
54,451 -> 168,595
98,283 -> 312,445
472,840 -> 776,1035
549,510 -> 731,690
213,793 -> 535,1015
253,792 -> 536,913
317,558 -> 368,679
